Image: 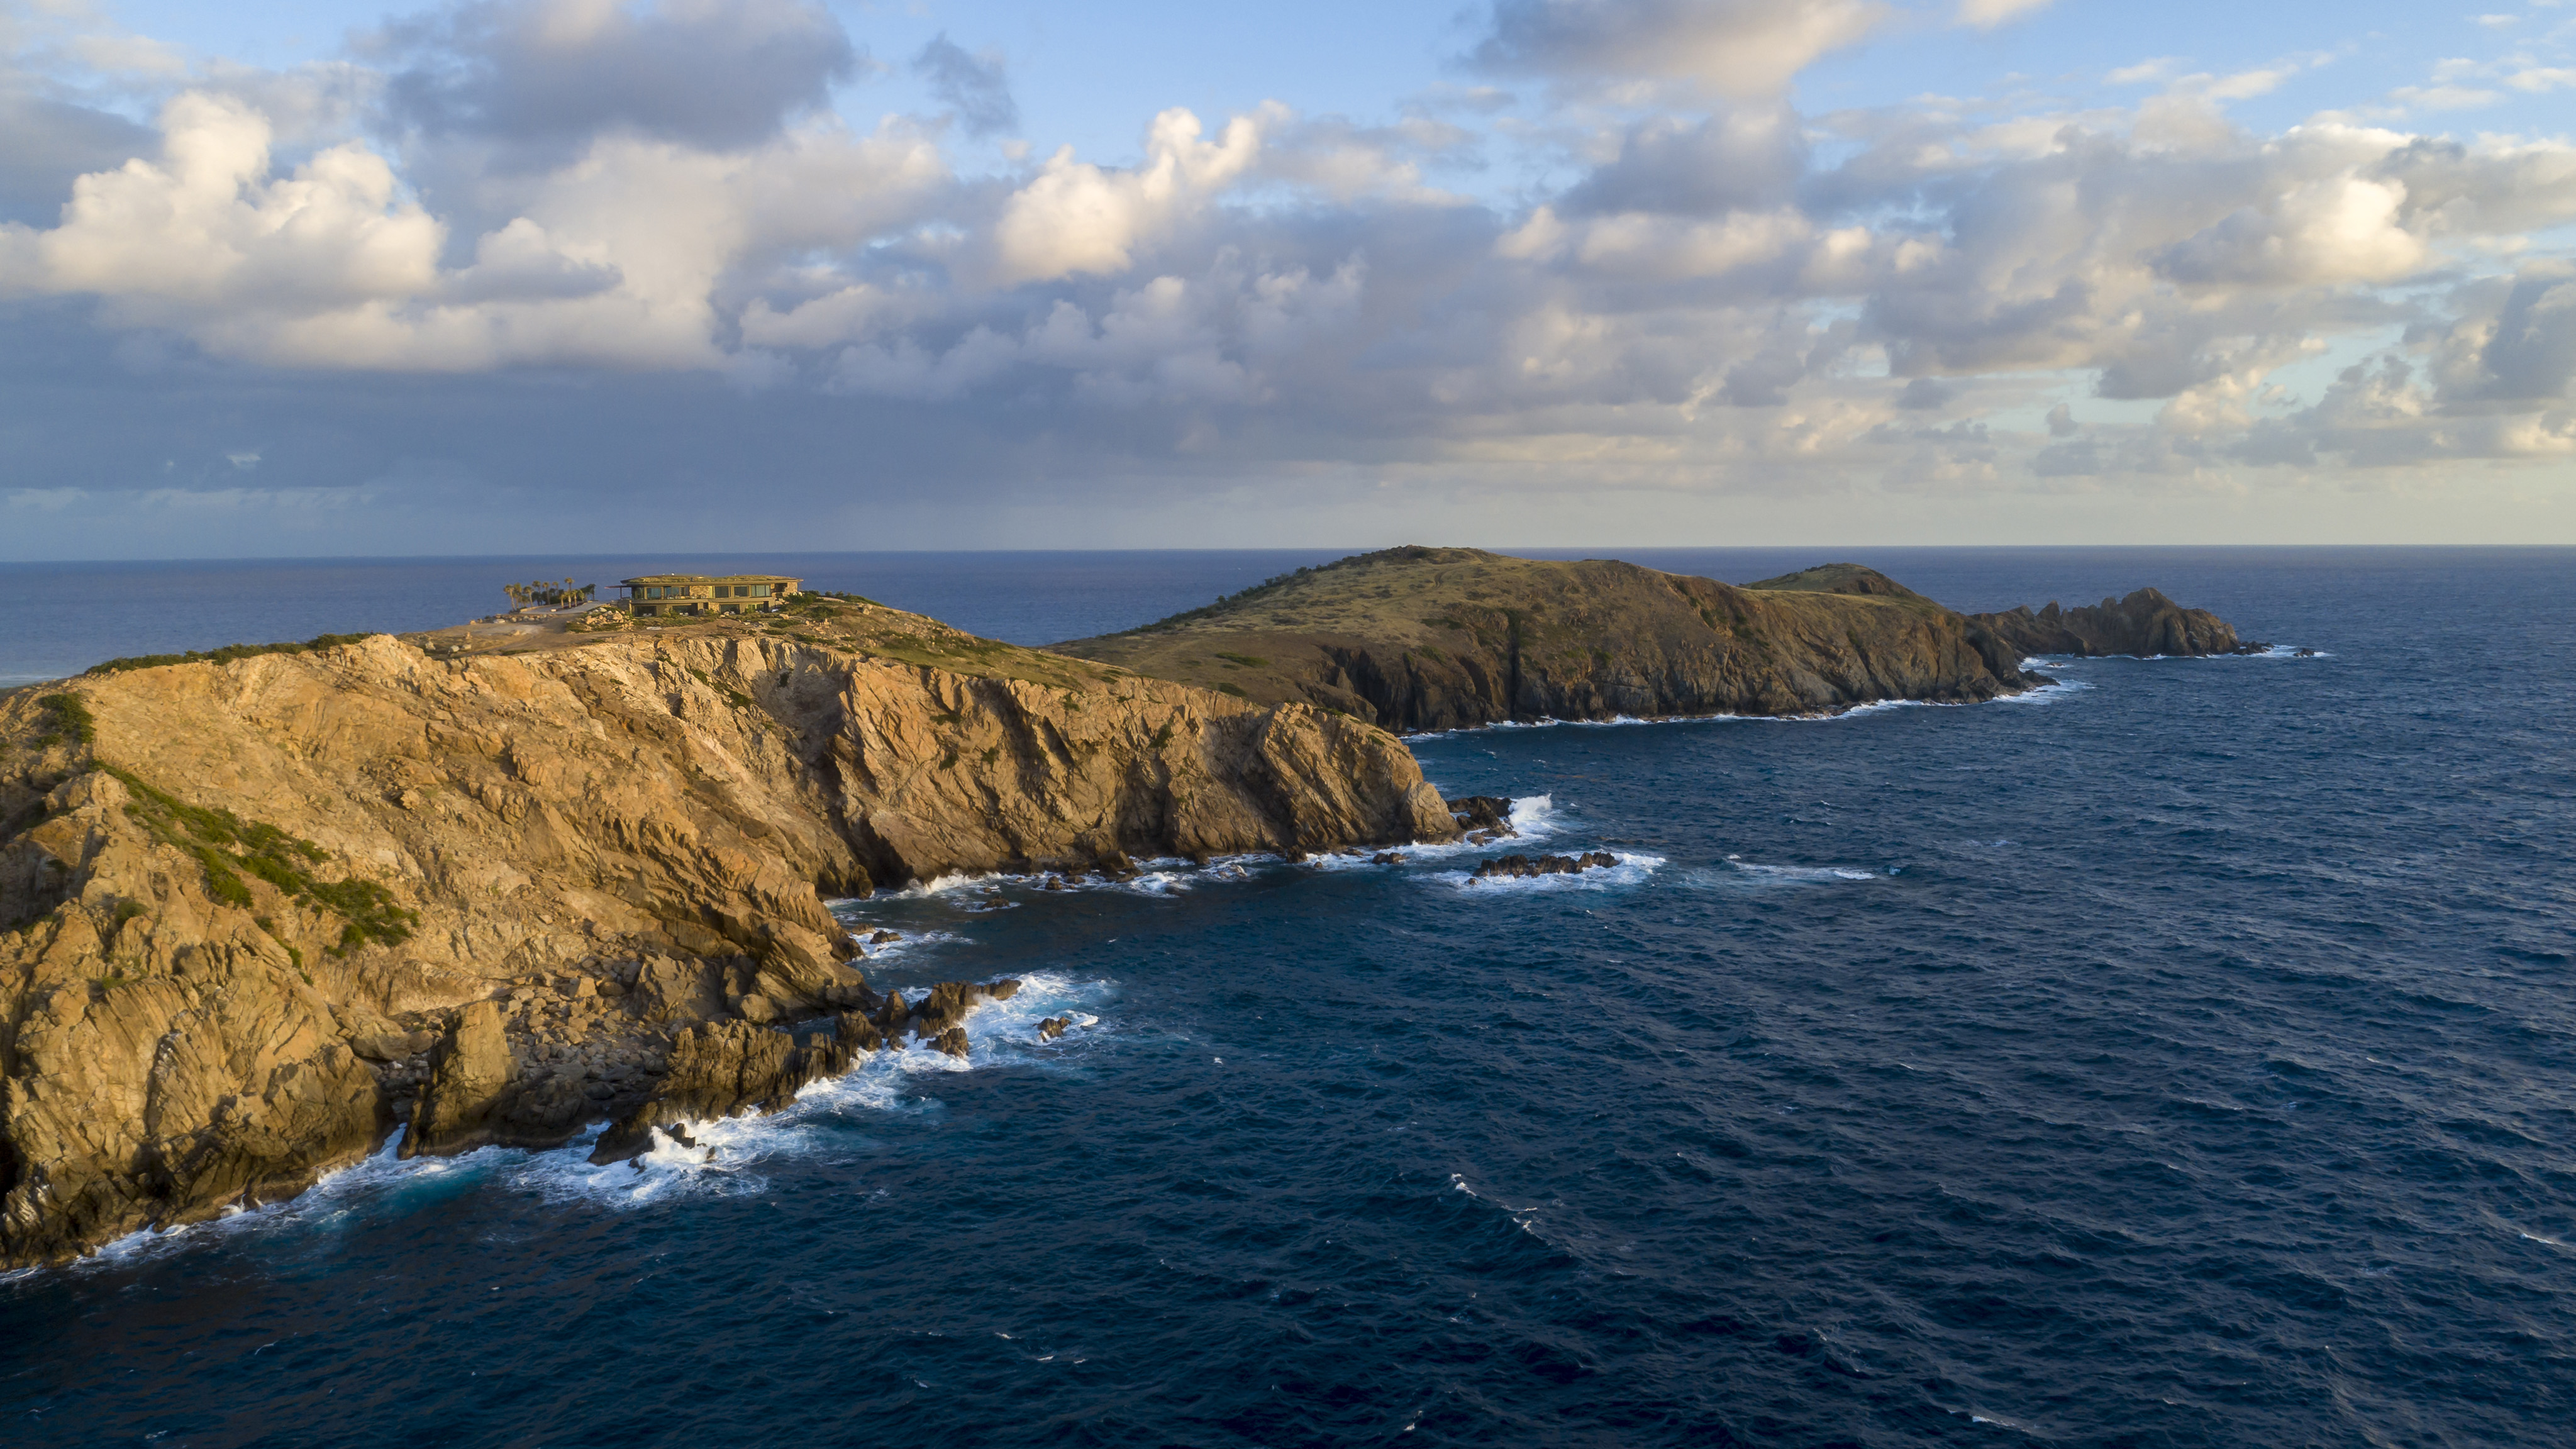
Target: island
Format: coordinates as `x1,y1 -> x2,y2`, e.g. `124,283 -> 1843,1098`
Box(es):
1054,548 -> 2255,732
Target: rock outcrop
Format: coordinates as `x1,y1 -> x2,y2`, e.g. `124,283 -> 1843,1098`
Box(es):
1470,852 -> 1619,881
1055,548 -> 2257,731
1965,589 -> 2257,658
0,604 -> 1458,1265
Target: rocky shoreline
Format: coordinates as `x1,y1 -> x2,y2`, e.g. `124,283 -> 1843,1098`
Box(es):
0,605 -> 1461,1268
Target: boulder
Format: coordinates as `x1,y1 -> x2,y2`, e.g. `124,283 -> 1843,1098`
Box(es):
1448,796 -> 1518,836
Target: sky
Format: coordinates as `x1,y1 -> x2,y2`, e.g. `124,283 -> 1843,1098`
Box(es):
3,0 -> 2575,558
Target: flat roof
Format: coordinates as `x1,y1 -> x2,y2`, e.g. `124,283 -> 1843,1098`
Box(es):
618,574 -> 803,586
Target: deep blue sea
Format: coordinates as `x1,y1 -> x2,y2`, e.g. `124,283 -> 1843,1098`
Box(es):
4,548 -> 2572,1447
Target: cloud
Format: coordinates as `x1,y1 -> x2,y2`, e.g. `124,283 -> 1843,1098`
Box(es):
1469,0 -> 1887,96
0,87 -> 948,370
373,0 -> 860,153
989,108 -> 1262,284
911,32 -> 1016,138
5,0 -> 2576,551
1557,107 -> 1807,216
1957,0 -> 2055,28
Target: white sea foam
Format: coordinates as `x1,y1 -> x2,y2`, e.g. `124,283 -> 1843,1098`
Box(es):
1687,856 -> 1888,887
36,972 -> 1122,1274
1991,675 -> 2092,705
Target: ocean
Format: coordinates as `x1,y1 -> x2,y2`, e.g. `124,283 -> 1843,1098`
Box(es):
3,547 -> 2570,1446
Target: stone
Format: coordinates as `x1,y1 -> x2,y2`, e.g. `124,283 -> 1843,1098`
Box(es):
931,1026 -> 970,1059
1038,1016 -> 1070,1042
1447,797 -> 1517,836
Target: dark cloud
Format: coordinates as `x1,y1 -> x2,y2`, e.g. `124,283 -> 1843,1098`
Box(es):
911,33 -> 1017,138
1469,0 -> 1884,96
1896,376 -> 1951,410
374,0 -> 860,153
0,93 -> 153,226
1557,109 -> 1806,217
2467,265 -> 2576,402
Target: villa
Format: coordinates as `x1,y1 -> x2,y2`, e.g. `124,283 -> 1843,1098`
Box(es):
619,574 -> 804,617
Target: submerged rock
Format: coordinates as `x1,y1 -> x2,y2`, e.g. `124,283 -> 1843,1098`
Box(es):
1038,1016 -> 1071,1042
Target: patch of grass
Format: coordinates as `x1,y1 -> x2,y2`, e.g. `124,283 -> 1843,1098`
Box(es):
87,633 -> 373,677
35,693 -> 96,749
111,900 -> 148,928
1213,651 -> 1270,669
1215,682 -> 1250,699
106,765 -> 416,952
1151,722 -> 1175,749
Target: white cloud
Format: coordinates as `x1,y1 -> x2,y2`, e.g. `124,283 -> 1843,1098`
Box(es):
989,108 -> 1262,285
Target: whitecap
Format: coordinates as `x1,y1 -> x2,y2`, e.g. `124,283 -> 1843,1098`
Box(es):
1685,857 -> 1888,888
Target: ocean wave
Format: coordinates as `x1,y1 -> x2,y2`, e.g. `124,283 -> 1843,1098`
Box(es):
1685,855 -> 1889,887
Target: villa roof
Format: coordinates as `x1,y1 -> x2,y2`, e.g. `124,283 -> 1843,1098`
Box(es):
617,574 -> 803,586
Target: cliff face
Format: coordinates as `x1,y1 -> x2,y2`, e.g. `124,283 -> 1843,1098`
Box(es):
1966,589 -> 2250,658
1053,548 -> 2040,733
0,614 -> 1453,1265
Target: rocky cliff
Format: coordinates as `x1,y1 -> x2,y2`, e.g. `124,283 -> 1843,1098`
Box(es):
1053,548 -> 2041,732
0,601 -> 1455,1265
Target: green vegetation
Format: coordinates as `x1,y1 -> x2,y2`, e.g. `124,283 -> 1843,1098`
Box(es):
87,633 -> 374,677
111,900 -> 148,928
1215,682 -> 1250,699
104,765 -> 416,952
502,579 -> 593,607
35,692 -> 96,748
1213,652 -> 1270,669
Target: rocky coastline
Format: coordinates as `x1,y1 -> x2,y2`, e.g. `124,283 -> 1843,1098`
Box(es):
0,602 -> 1460,1267
0,560 -> 2261,1269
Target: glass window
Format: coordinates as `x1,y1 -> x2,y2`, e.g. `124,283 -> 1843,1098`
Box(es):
750,584 -> 769,597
